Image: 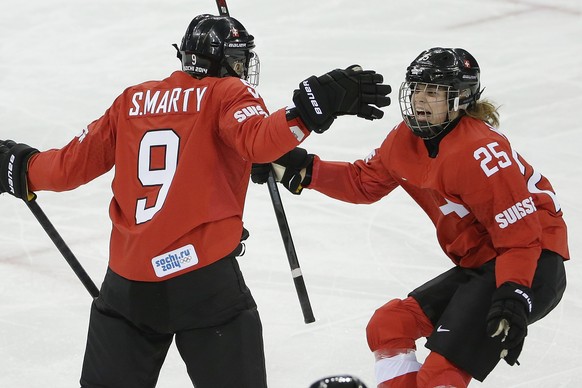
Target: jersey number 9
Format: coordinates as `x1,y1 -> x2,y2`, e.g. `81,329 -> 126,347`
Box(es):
135,129 -> 180,224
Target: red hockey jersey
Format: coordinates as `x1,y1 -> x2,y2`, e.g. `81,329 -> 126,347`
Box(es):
308,116 -> 569,287
27,71 -> 309,281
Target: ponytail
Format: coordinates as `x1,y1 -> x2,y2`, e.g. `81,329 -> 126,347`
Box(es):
465,99 -> 500,128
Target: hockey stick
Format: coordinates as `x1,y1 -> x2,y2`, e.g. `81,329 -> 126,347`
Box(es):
25,199 -> 99,298
215,0 -> 230,16
266,170 -> 316,323
214,0 -> 314,323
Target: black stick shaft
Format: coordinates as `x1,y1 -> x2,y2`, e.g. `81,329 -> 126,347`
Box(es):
215,0 -> 230,16
25,200 -> 99,298
266,171 -> 315,323
214,0 -> 312,322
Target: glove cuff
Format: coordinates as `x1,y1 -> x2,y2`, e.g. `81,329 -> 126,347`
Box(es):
493,282 -> 533,315
292,76 -> 334,133
285,106 -> 300,121
301,155 -> 314,187
0,143 -> 39,201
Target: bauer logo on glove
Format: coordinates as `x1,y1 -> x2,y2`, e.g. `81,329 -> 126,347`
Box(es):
0,140 -> 39,202
292,65 -> 392,133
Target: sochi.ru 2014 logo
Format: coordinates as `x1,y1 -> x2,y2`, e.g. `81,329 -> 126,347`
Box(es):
151,244 -> 198,278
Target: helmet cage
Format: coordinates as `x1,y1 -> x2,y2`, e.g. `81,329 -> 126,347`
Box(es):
400,47 -> 482,139
220,48 -> 260,87
399,81 -> 461,139
245,51 -> 260,87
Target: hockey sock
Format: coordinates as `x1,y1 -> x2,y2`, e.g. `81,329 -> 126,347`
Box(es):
374,349 -> 422,387
416,352 -> 471,388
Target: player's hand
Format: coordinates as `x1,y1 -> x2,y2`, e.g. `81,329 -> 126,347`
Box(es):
0,139 -> 39,201
250,148 -> 314,195
272,147 -> 314,194
486,281 -> 532,365
292,65 -> 391,133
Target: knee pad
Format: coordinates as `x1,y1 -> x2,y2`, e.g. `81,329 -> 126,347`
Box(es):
366,297 -> 433,352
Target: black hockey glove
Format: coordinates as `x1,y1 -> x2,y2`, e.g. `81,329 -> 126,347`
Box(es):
292,65 -> 391,133
273,147 -> 314,194
250,148 -> 314,195
251,163 -> 271,185
486,281 -> 533,366
0,140 -> 39,201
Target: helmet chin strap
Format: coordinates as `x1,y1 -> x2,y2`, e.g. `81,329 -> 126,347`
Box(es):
457,87 -> 484,109
410,111 -> 465,140
172,43 -> 182,60
221,61 -> 241,78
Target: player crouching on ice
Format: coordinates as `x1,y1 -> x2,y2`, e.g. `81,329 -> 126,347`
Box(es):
253,47 -> 569,387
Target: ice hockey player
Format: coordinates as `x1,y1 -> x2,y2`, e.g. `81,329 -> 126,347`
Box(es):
252,47 -> 569,387
0,13 -> 390,388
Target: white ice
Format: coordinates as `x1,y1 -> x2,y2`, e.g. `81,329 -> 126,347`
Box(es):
1,0 -> 581,387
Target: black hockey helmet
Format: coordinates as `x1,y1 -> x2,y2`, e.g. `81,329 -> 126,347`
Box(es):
406,47 -> 481,102
175,14 -> 260,86
399,47 -> 483,139
309,375 -> 368,388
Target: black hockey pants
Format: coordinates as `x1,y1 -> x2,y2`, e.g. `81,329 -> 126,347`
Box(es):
79,256 -> 267,388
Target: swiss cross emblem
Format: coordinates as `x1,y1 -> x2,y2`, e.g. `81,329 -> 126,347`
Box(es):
464,59 -> 471,68
439,198 -> 469,218
230,27 -> 239,37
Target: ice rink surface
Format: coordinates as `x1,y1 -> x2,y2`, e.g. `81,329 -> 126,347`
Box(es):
1,0 -> 581,386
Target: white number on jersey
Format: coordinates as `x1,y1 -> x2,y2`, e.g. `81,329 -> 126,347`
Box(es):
135,129 -> 180,224
473,141 -> 512,177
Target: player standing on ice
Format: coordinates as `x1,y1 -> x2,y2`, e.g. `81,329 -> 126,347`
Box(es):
253,47 -> 569,387
0,13 -> 390,388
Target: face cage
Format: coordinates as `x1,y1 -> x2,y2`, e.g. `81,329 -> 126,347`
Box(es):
398,81 -> 461,140
246,51 -> 260,87
224,50 -> 260,87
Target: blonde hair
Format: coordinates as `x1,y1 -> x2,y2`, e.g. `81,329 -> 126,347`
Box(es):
465,99 -> 500,128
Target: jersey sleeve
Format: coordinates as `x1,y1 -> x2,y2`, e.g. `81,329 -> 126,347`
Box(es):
451,136 -> 542,288
216,78 -> 310,163
28,103 -> 118,192
308,138 -> 400,204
